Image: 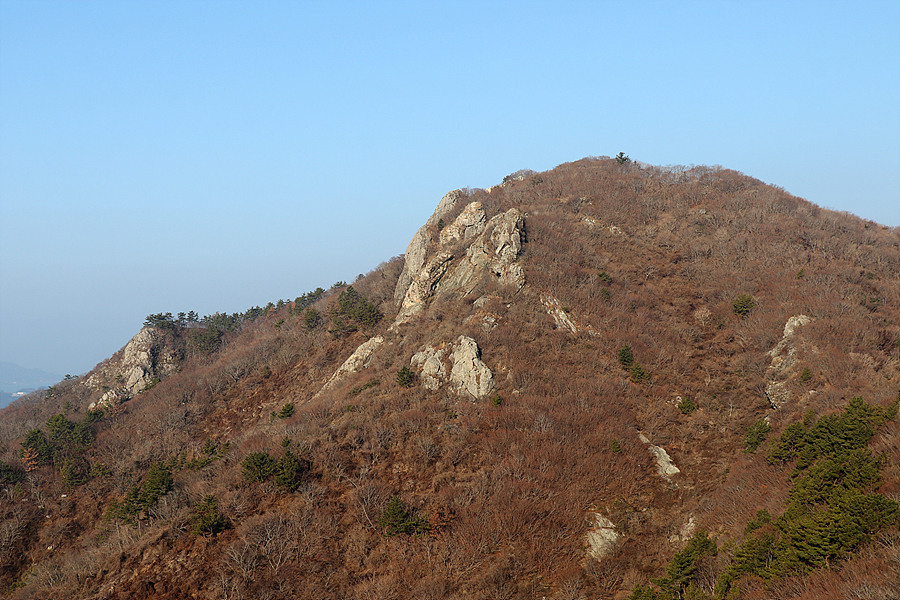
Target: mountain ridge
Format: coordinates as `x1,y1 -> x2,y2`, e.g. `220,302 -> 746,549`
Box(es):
1,156 -> 898,599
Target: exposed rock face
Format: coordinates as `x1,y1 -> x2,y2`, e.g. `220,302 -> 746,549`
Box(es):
86,327 -> 179,410
122,327 -> 179,389
669,516 -> 697,543
410,336 -> 494,399
450,336 -> 494,399
436,208 -> 526,298
638,432 -> 681,481
316,336 -> 384,397
540,294 -> 579,334
410,345 -> 449,391
439,201 -> 486,245
765,381 -> 792,410
766,314 -> 813,409
769,314 -> 812,368
540,293 -> 600,336
586,514 -> 620,560
396,252 -> 454,322
392,201 -> 526,327
394,190 -> 465,304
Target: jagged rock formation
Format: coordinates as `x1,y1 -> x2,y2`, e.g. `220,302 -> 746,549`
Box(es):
436,207 -> 525,296
540,294 -> 578,334
449,335 -> 494,398
85,326 -> 179,409
394,189 -> 465,304
410,335 -> 494,399
539,293 -> 600,336
396,252 -> 454,321
438,201 -> 486,245
410,344 -> 449,391
394,203 -> 525,325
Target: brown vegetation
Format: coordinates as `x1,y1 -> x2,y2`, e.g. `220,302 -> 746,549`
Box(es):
1,157 -> 898,599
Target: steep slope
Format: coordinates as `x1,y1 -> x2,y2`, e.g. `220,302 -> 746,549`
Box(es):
1,157 -> 899,600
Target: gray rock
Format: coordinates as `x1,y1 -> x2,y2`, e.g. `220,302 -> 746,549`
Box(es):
316,336 -> 385,397
638,432 -> 681,481
585,514 -> 620,560
394,190 -> 464,303
540,293 -> 578,334
439,201 -> 486,245
410,336 -> 494,399
438,208 -> 525,298
765,315 -> 813,409
450,335 -> 494,399
669,516 -> 697,543
396,252 -> 455,323
86,326 -> 179,410
391,203 -> 525,329
765,381 -> 791,409
410,345 -> 449,390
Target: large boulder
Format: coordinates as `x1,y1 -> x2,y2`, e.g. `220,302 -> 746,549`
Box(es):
638,432 -> 681,482
409,336 -> 494,399
585,514 -> 620,560
449,336 -> 494,399
410,344 -> 449,390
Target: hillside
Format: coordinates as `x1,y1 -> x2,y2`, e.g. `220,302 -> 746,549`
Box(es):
1,156 -> 899,600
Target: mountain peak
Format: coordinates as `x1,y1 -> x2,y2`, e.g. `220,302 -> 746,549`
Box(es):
2,157 -> 899,599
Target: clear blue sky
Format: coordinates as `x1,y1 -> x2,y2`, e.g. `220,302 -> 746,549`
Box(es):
1,1 -> 898,376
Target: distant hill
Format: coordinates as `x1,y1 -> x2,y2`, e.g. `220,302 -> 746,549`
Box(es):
0,361 -> 63,402
1,158 -> 898,599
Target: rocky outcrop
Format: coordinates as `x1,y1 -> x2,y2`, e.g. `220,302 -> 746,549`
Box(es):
436,208 -> 526,298
769,314 -> 812,368
540,293 -> 601,336
585,514 -> 620,560
394,190 -> 465,304
392,201 -> 526,327
86,327 -> 179,410
540,294 -> 579,334
766,315 -> 813,409
638,432 -> 680,482
450,336 -> 494,399
669,516 -> 697,543
410,335 -> 494,399
439,201 -> 486,245
315,336 -> 385,397
410,344 -> 449,391
396,252 -> 454,322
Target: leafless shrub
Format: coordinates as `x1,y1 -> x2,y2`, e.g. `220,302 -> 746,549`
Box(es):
250,514 -> 297,575
224,537 -> 259,581
374,425 -> 393,449
415,435 -> 440,464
